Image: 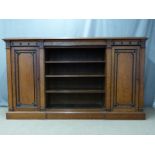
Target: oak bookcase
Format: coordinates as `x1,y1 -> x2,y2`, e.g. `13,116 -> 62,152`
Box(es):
4,38 -> 146,119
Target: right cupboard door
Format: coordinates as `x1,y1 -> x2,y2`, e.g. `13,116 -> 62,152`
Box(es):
111,46 -> 140,112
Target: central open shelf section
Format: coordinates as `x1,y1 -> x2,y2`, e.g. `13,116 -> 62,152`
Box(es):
45,47 -> 106,109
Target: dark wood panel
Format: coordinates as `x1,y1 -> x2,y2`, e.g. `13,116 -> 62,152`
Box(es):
12,47 -> 39,109
111,47 -> 140,111
116,52 -> 133,104
18,53 -> 35,104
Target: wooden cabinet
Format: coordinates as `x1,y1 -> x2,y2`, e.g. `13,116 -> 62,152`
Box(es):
4,38 -> 146,119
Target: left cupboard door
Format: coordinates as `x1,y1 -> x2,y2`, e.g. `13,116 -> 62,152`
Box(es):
11,47 -> 40,110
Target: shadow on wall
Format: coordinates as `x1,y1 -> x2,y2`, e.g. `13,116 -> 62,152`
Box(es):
0,69 -> 8,106
145,58 -> 155,107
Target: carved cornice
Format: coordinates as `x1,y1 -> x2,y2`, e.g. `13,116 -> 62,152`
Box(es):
112,41 -> 140,46
10,41 -> 38,47
8,41 -> 45,48
5,39 -> 146,48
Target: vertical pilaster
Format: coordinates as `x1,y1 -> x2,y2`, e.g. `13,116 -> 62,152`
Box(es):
105,40 -> 112,111
39,41 -> 46,110
138,40 -> 146,111
6,41 -> 14,111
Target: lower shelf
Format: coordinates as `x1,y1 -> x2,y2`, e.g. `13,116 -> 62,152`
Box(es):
46,93 -> 104,109
6,111 -> 145,120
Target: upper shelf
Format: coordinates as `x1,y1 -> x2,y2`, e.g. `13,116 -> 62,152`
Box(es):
3,37 -> 148,41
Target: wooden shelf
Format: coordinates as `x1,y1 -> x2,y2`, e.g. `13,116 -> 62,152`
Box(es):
45,75 -> 105,78
46,90 -> 105,93
45,60 -> 105,63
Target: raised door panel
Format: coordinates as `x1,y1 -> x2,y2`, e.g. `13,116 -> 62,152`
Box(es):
111,47 -> 140,111
12,47 -> 39,110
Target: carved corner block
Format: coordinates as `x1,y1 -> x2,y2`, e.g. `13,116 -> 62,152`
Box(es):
107,40 -> 112,48
6,41 -> 11,49
140,40 -> 146,48
38,41 -> 44,49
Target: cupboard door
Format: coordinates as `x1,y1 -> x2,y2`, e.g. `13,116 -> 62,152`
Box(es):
111,46 -> 140,111
11,47 -> 39,110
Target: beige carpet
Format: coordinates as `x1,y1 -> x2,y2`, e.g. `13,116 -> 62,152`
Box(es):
0,107 -> 155,135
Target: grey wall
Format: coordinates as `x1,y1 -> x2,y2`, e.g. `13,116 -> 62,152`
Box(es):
0,19 -> 155,107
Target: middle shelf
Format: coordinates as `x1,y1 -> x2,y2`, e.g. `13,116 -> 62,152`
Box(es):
45,63 -> 105,76
45,77 -> 104,90
46,90 -> 105,93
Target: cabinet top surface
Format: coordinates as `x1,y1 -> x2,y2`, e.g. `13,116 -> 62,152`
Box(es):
3,37 -> 147,41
